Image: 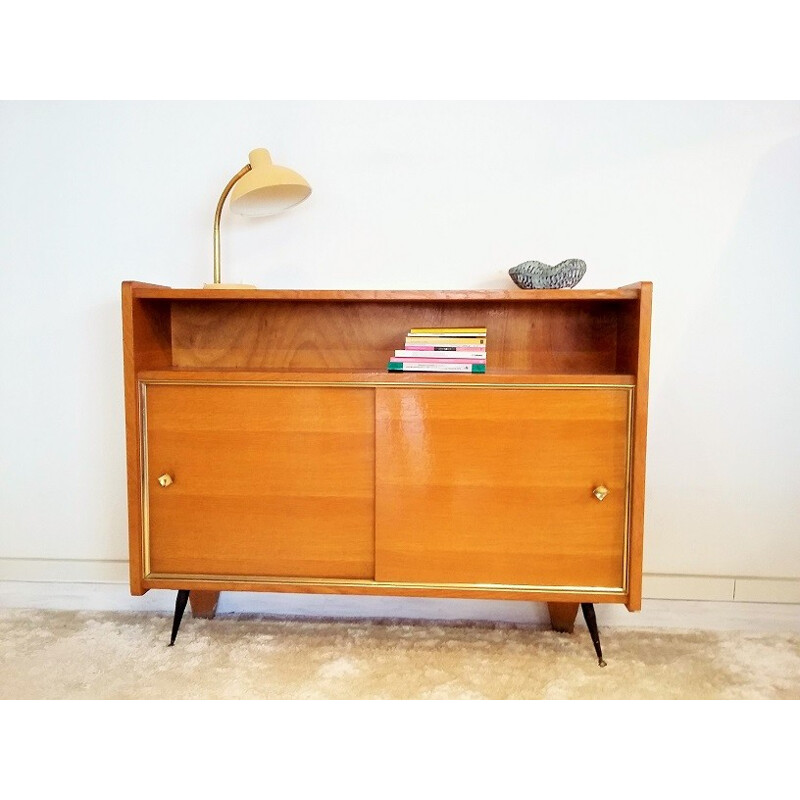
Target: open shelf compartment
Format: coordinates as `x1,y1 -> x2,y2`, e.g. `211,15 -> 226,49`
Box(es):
124,284 -> 648,380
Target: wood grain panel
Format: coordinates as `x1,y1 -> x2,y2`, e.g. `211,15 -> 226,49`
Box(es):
615,300 -> 641,376
144,384 -> 375,579
170,300 -> 620,374
375,387 -> 630,589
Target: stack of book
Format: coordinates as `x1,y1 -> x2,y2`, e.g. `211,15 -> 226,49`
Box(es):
387,327 -> 487,373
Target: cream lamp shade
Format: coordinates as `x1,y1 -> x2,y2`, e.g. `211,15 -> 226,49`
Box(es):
208,148 -> 311,288
230,148 -> 311,216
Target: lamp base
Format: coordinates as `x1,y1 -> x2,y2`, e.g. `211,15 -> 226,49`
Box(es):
203,283 -> 257,289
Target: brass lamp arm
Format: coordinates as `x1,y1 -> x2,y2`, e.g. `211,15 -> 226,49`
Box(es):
213,163 -> 252,285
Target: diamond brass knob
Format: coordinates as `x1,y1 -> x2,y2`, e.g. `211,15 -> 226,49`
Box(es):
157,474 -> 174,488
592,485 -> 609,501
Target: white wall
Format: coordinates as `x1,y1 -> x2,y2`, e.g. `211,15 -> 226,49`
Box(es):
1,101 -> 799,612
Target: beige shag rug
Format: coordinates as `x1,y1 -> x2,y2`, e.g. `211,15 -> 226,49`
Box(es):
1,609 -> 798,699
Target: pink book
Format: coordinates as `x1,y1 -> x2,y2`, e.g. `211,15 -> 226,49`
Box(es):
393,349 -> 485,359
392,357 -> 486,365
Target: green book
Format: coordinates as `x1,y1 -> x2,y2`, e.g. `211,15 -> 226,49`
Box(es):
387,362 -> 486,373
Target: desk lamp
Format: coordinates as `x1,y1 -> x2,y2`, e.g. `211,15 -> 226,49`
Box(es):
207,148 -> 311,288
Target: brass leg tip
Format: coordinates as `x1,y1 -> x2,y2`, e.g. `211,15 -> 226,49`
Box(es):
598,658 -> 607,668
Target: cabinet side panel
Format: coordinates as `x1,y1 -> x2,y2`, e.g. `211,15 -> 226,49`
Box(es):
626,282 -> 652,610
122,283 -> 171,594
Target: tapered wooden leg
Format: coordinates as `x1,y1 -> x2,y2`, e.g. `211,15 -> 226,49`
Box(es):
580,603 -> 607,667
189,590 -> 220,619
168,589 -> 190,646
548,602 -> 579,633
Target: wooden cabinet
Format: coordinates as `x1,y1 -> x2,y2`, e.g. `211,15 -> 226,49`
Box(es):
123,282 -> 651,623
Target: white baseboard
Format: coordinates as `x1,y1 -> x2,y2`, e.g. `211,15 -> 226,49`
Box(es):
1,580 -> 798,633
642,573 -> 735,600
2,560 -> 798,602
642,573 -> 800,603
0,558 -> 129,583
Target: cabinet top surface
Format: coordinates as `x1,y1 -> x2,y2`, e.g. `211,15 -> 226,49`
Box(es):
125,283 -> 648,302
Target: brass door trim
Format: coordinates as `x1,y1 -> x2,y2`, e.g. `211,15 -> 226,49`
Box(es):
141,378 -> 635,390
624,386 -> 634,594
140,382 -> 152,576
139,380 -> 634,593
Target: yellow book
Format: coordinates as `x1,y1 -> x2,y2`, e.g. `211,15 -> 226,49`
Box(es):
407,327 -> 487,336
404,336 -> 486,346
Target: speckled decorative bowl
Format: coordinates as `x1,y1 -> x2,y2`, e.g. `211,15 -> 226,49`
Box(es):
509,258 -> 586,289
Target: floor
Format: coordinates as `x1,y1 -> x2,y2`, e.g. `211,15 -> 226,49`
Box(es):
2,608 -> 798,699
